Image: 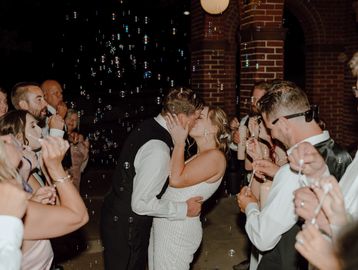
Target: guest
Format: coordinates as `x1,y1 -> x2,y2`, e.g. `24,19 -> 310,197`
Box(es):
41,80 -> 64,116
149,106 -> 229,270
0,181 -> 30,270
0,135 -> 88,269
0,110 -> 45,186
0,87 -> 8,117
231,81 -> 286,270
65,109 -> 89,190
290,51 -> 358,228
101,87 -> 204,270
236,81 -> 351,270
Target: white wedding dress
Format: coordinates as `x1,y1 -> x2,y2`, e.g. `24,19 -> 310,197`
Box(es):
148,177 -> 222,270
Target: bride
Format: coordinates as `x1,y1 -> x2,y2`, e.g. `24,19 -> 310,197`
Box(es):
148,105 -> 230,270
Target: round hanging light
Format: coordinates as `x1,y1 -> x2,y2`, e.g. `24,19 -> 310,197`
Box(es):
200,0 -> 230,15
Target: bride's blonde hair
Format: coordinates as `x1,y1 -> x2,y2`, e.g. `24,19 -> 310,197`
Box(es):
208,106 -> 230,158
0,139 -> 21,183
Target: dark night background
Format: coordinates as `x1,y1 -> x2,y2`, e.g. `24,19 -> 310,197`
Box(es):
0,0 -> 304,167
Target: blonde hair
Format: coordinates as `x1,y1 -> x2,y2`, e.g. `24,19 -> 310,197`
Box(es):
0,139 -> 21,183
162,87 -> 204,116
208,106 -> 230,158
349,52 -> 358,77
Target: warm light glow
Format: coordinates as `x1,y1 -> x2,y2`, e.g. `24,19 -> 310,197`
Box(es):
200,0 -> 230,15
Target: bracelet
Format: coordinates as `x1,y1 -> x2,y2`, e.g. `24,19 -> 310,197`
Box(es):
53,175 -> 73,186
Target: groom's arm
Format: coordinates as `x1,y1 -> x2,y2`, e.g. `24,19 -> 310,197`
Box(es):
131,140 -> 187,220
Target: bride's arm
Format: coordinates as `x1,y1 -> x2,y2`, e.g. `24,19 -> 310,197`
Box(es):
166,114 -> 226,188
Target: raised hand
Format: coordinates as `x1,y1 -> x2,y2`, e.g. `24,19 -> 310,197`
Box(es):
30,186 -> 56,205
312,176 -> 347,227
165,113 -> 188,146
295,224 -> 340,270
248,116 -> 260,138
229,117 -> 239,131
237,186 -> 258,213
246,137 -> 263,160
48,114 -> 65,130
294,187 -> 331,234
288,142 -> 327,180
252,159 -> 279,179
40,137 -> 69,180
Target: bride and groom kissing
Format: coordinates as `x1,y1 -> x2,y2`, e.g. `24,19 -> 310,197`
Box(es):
101,87 -> 230,270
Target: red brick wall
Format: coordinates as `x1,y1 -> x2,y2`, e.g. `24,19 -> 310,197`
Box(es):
189,0 -> 358,148
190,0 -> 239,117
284,0 -> 358,147
239,0 -> 285,117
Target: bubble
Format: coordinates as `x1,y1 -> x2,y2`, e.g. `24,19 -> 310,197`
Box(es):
113,216 -> 119,222
228,249 -> 236,257
124,162 -> 130,169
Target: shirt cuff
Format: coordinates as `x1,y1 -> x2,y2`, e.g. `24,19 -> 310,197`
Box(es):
173,202 -> 188,220
0,216 -> 23,248
49,129 -> 65,138
245,202 -> 260,216
229,142 -> 238,151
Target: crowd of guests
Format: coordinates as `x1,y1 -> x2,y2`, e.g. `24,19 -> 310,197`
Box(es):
232,52 -> 358,270
0,80 -> 89,269
1,51 -> 358,270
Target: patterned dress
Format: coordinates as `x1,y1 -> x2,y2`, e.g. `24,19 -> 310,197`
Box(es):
148,178 -> 222,270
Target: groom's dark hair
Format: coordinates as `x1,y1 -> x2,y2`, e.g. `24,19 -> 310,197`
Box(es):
162,87 -> 204,116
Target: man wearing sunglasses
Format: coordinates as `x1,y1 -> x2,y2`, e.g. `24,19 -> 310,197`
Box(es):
237,80 -> 351,270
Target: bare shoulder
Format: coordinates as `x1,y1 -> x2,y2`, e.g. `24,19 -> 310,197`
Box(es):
200,149 -> 227,166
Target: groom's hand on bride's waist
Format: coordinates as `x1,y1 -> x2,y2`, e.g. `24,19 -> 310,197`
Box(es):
186,196 -> 203,217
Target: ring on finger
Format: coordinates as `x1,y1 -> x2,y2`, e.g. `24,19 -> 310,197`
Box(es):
296,237 -> 304,245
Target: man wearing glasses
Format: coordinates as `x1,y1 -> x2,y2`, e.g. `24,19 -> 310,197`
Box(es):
237,80 -> 351,270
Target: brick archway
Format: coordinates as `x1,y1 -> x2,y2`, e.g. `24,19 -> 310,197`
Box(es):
284,0 -> 345,144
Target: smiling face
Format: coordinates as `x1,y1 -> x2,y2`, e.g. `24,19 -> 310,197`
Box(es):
65,112 -> 79,134
20,86 -> 48,120
25,113 -> 42,150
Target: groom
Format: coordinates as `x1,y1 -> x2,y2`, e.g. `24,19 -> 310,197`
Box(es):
100,87 -> 205,270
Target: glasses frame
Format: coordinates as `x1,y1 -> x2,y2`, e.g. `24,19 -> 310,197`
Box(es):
271,107 -> 315,125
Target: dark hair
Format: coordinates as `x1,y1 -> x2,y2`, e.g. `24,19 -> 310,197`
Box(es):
257,80 -> 310,120
0,110 -> 28,145
162,87 -> 204,116
11,82 -> 40,109
0,87 -> 6,95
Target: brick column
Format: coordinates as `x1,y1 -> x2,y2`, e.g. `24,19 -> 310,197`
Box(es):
190,0 -> 239,117
238,0 -> 285,117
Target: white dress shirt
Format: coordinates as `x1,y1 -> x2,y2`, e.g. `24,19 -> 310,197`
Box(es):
42,105 -> 64,138
0,216 -> 24,270
246,131 -> 330,269
131,114 -> 187,220
340,153 -> 358,220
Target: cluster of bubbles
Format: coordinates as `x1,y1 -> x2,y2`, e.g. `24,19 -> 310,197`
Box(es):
50,1 -> 190,167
